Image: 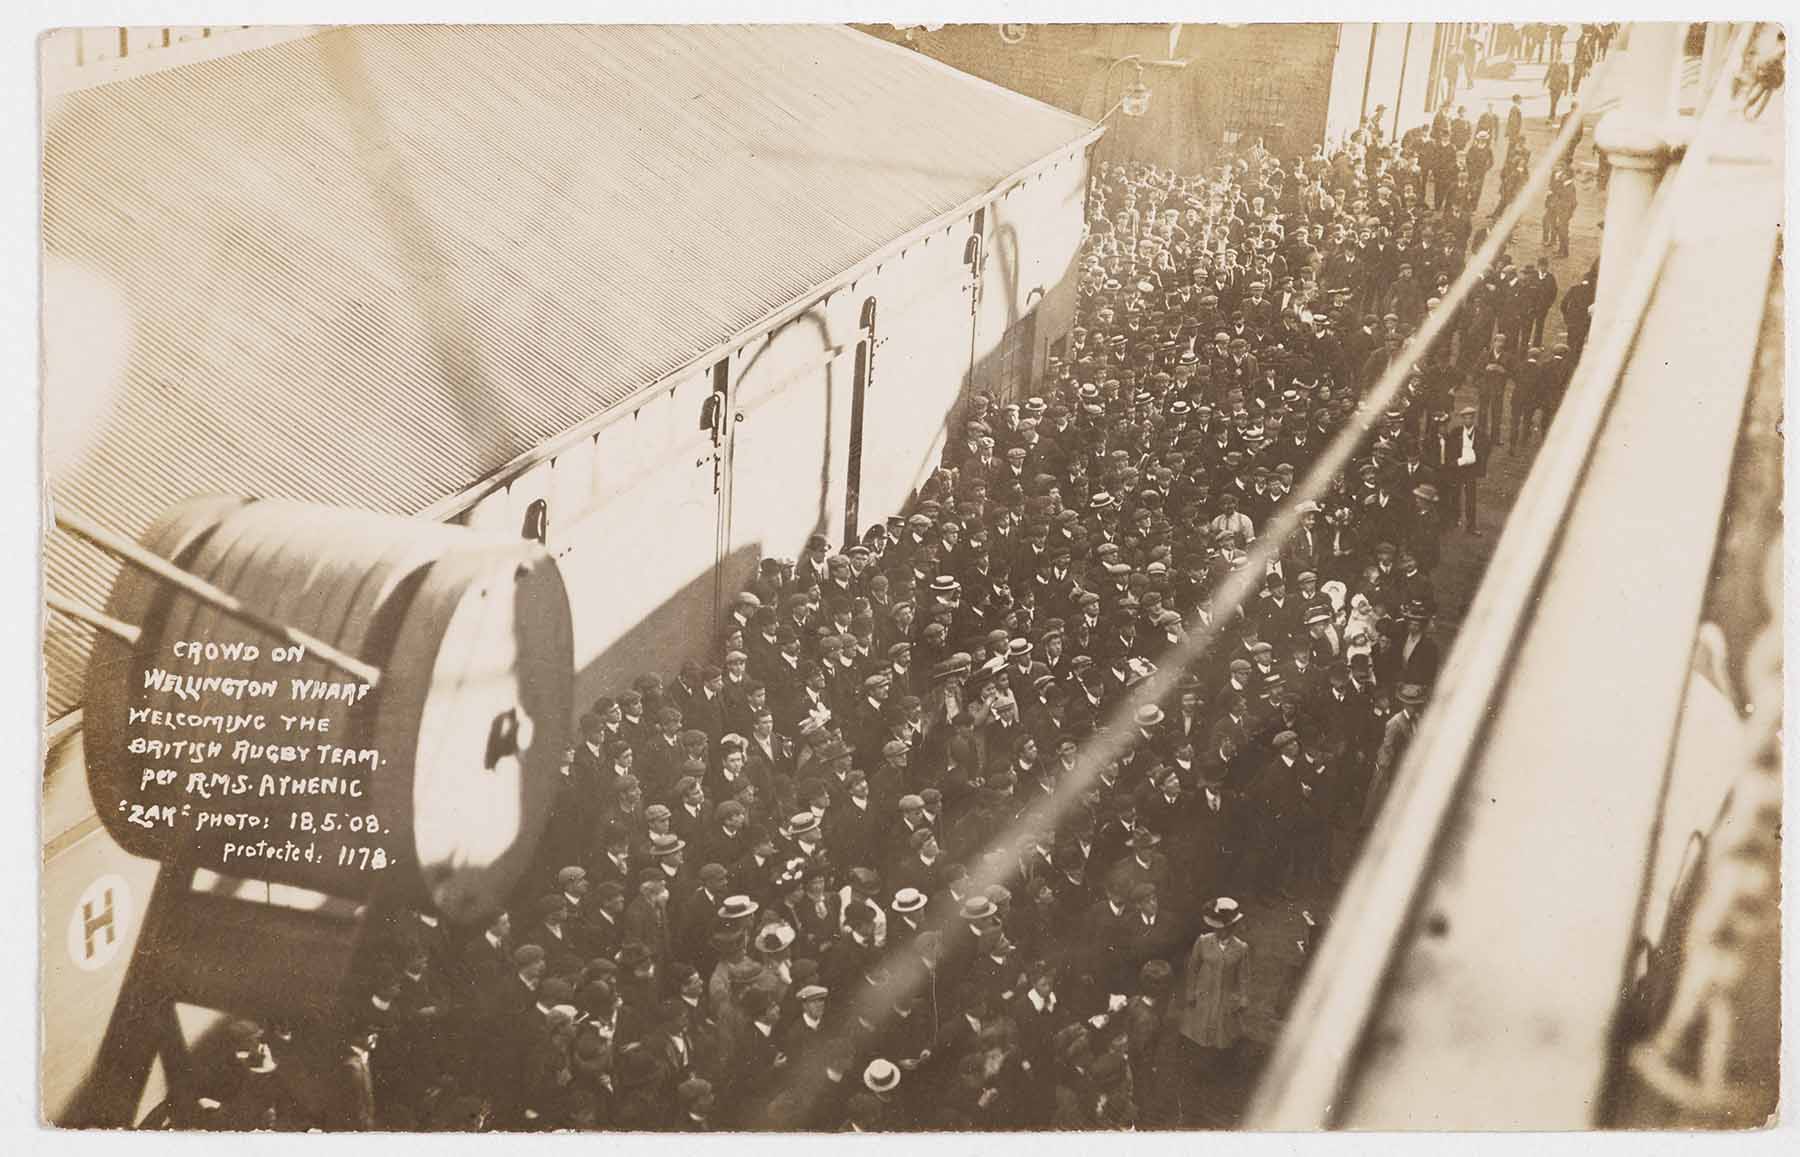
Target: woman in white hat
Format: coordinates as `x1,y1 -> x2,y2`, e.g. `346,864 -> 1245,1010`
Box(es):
1178,897 -> 1252,1069
1344,591 -> 1382,661
1319,578 -> 1349,618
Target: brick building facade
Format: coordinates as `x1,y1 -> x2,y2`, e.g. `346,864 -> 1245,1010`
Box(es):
861,23 -> 1482,171
859,23 -> 1342,171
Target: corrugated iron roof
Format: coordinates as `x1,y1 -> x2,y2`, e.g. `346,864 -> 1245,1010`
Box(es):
41,24 -> 1096,721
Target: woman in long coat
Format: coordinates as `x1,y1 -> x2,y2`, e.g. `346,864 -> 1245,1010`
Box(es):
1177,898 -> 1251,1054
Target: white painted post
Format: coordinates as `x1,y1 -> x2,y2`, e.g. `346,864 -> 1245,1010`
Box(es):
1592,22 -> 1683,330
1698,22 -> 1732,95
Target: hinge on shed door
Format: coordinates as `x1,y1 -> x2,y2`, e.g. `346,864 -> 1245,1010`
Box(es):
964,235 -> 984,316
696,450 -> 722,495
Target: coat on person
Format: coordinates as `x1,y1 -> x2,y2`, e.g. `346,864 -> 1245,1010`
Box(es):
1178,927 -> 1251,1049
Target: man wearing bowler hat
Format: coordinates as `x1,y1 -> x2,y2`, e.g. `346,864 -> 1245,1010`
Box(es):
1379,599 -> 1441,688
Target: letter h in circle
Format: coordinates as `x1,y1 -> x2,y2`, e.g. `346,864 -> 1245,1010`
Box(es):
82,888 -> 116,959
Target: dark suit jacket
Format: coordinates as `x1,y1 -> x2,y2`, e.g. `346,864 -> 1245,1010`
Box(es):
622,898 -> 672,969
637,735 -> 690,801
695,824 -> 747,876
1446,424 -> 1492,480
1257,595 -> 1303,648
1084,899 -> 1134,994
451,932 -> 511,1007
1377,631 -> 1442,688
1167,709 -> 1209,753
1137,792 -> 1191,842
671,802 -> 710,848
1321,523 -> 1362,583
889,851 -> 943,899
327,1050 -> 377,1130
1010,991 -> 1071,1063
1185,788 -> 1236,893
576,906 -> 626,961
1284,525 -> 1324,576
1424,425 -> 1457,476
518,921 -> 584,975
780,1014 -> 833,1077
825,800 -> 883,873
675,886 -> 726,969
1310,686 -> 1375,760
821,931 -> 877,996
1363,493 -> 1412,554
743,735 -> 792,791
1125,911 -> 1182,974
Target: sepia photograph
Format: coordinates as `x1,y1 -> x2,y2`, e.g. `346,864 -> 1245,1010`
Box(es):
31,7 -> 1787,1136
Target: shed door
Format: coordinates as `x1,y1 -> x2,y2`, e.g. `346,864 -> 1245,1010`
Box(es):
724,340 -> 856,567
843,297 -> 878,544
556,365 -> 725,708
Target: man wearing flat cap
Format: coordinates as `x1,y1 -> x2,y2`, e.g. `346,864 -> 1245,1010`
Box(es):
1253,730 -> 1308,899
635,706 -> 687,803
1125,880 -> 1180,975
576,879 -> 627,963
1473,356 -> 1512,449
1208,492 -> 1255,546
1364,683 -> 1428,828
884,639 -> 913,689
673,861 -> 731,975
1442,403 -> 1490,535
623,869 -> 674,976
518,893 -> 585,980
1401,479 -> 1444,574
866,735 -> 911,818
489,942 -> 546,1024
780,981 -> 833,1069
890,825 -> 945,898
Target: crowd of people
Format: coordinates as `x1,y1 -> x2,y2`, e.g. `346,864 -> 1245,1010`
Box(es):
174,59 -> 1599,1134
1487,21 -> 1615,71
1439,23 -> 1614,114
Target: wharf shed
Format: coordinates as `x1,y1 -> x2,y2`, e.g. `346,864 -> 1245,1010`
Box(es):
42,23 -> 1102,730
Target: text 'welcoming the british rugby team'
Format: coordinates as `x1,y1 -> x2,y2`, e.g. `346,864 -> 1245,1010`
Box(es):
120,640 -> 395,873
